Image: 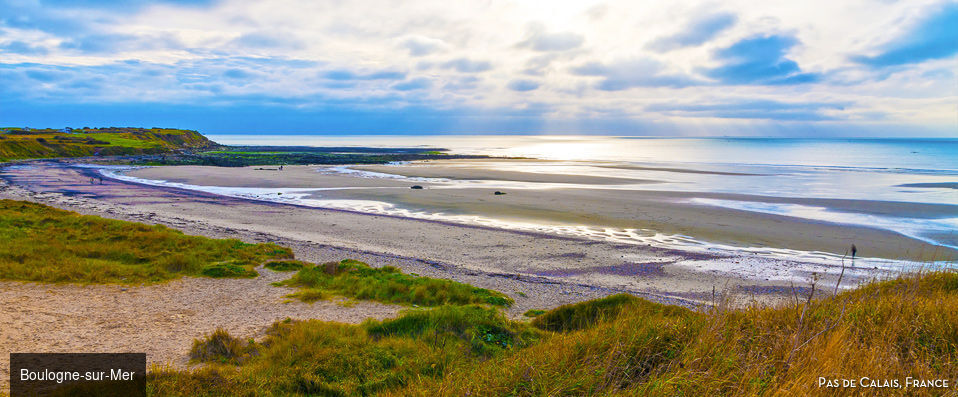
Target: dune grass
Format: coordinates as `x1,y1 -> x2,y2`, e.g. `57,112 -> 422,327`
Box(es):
530,293 -> 645,332
152,271 -> 958,396
151,305 -> 540,396
263,259 -> 309,271
0,199 -> 292,283
404,271 -> 958,396
279,259 -> 514,307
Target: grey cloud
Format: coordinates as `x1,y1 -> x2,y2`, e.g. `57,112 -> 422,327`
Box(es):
646,12 -> 737,52
571,59 -> 698,90
508,79 -> 540,92
441,58 -> 492,73
517,25 -> 584,52
392,77 -> 432,91
402,36 -> 446,56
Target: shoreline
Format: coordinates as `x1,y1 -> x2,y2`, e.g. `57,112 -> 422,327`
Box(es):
122,162 -> 958,262
1,161 -> 925,301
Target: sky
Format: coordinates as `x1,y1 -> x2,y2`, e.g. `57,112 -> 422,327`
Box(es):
0,0 -> 956,136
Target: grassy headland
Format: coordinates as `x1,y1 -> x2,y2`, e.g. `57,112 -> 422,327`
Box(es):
0,199 -> 291,283
0,127 -> 217,161
0,126 -> 497,165
150,270 -> 958,396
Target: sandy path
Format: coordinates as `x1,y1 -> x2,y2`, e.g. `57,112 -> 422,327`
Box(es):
0,266 -> 400,391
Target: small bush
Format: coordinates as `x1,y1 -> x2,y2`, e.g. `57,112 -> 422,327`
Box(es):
367,305 -> 540,355
189,328 -> 252,364
281,259 -> 513,307
264,260 -> 308,271
200,262 -> 258,278
523,309 -> 546,317
531,293 -> 640,332
289,288 -> 326,302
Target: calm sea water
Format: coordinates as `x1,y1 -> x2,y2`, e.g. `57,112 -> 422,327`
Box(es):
201,135 -> 958,249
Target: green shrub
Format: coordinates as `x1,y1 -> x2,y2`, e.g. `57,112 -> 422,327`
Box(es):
531,293 -> 640,332
264,260 -> 308,271
281,260 -> 513,307
189,328 -> 252,364
200,262 -> 258,278
367,305 -> 540,355
523,309 -> 547,317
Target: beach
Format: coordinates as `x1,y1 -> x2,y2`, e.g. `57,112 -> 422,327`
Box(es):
1,148 -> 956,389
7,160 -> 949,305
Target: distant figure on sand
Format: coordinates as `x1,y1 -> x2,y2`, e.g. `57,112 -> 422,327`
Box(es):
279,165 -> 284,171
851,244 -> 857,259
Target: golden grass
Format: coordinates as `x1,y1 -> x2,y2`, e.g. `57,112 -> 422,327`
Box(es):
148,271 -> 958,396
0,199 -> 292,283
401,271 -> 958,396
150,305 -> 541,396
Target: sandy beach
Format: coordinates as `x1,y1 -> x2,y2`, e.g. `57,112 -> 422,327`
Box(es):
1,159 -> 953,389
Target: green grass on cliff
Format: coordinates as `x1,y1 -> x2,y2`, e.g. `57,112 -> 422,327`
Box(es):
0,127 -> 217,161
0,199 -> 291,283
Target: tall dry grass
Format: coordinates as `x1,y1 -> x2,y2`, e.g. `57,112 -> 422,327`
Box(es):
398,271 -> 958,396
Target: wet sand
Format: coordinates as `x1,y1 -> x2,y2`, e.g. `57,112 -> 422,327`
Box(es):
129,162 -> 957,261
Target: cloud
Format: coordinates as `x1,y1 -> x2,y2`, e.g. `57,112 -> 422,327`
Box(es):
702,34 -> 820,85
517,24 -> 584,52
646,12 -> 736,52
231,32 -> 304,50
36,0 -> 217,10
322,69 -> 406,81
441,58 -> 492,73
647,100 -> 847,121
392,77 -> 432,91
401,36 -> 446,56
0,41 -> 49,55
571,59 -> 698,90
0,0 -> 954,135
59,33 -> 184,53
507,79 -> 539,91
851,2 -> 958,68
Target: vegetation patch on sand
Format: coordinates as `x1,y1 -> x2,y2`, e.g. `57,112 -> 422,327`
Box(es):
152,305 -> 539,396
263,259 -> 309,272
0,199 -> 291,283
152,271 -> 957,396
279,259 -> 514,307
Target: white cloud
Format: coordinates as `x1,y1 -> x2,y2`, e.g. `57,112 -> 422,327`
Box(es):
0,0 -> 954,130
